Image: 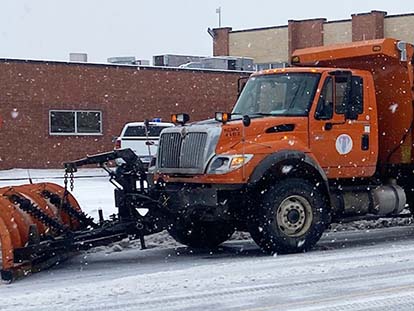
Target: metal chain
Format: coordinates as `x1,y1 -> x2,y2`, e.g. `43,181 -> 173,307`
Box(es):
62,171 -> 75,228
69,172 -> 75,191
63,172 -> 68,191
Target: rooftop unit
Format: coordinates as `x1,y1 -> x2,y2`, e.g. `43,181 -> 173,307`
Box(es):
69,53 -> 88,62
107,56 -> 150,66
153,54 -> 205,67
179,56 -> 254,71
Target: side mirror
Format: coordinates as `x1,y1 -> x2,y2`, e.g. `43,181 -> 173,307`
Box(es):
345,76 -> 363,121
329,70 -> 359,121
242,115 -> 251,127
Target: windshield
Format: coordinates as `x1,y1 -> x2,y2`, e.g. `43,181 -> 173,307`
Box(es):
232,73 -> 320,116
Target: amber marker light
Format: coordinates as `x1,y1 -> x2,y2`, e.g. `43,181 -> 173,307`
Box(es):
373,45 -> 382,52
230,156 -> 246,167
291,56 -> 300,64
215,112 -> 231,124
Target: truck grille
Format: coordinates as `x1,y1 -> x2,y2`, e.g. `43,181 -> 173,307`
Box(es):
158,132 -> 208,169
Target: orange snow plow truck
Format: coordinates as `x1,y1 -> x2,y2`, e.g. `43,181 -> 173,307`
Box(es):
1,38 -> 414,282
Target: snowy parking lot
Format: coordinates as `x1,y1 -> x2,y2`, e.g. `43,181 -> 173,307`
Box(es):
2,169 -> 414,310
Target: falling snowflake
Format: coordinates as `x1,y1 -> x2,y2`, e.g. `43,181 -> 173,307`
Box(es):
281,165 -> 293,174
11,108 -> 19,119
389,103 -> 398,113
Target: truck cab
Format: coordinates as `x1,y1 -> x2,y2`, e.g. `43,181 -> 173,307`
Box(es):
151,38 -> 413,254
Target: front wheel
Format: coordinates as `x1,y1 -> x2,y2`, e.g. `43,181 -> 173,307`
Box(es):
249,178 -> 330,254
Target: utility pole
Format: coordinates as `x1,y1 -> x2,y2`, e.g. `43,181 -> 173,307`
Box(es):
216,7 -> 222,28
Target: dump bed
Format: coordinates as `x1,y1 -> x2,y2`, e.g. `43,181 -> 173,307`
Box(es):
293,38 -> 414,165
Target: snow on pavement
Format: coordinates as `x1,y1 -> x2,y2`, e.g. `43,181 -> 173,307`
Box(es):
1,169 -> 414,310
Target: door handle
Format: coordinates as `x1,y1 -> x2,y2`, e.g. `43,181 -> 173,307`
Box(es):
361,134 -> 369,150
324,121 -> 346,131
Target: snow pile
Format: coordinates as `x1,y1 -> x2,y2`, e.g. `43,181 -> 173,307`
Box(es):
330,217 -> 413,232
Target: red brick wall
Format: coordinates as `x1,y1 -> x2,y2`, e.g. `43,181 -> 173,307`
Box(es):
213,27 -> 232,56
352,11 -> 386,41
0,60 -> 247,169
288,18 -> 326,58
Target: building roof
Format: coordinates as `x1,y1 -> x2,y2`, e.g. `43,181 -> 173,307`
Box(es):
230,12 -> 414,34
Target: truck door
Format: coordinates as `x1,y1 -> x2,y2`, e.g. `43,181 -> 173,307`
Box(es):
309,72 -> 375,178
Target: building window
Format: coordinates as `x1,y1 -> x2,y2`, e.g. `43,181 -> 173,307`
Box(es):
49,110 -> 102,135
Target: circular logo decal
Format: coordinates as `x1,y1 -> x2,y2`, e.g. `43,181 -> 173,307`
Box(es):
335,134 -> 353,155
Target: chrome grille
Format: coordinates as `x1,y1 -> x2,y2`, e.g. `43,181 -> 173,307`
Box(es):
158,132 -> 207,169
180,133 -> 208,168
158,133 -> 182,168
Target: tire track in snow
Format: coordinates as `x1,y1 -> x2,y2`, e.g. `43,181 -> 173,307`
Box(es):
248,284 -> 414,311
68,265 -> 414,311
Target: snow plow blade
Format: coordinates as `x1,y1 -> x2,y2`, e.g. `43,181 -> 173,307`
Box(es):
0,182 -> 93,282
0,149 -> 167,283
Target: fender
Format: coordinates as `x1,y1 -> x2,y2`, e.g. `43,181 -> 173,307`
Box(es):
247,150 -> 329,191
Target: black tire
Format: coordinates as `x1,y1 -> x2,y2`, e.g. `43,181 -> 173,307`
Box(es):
168,221 -> 235,249
249,178 -> 330,254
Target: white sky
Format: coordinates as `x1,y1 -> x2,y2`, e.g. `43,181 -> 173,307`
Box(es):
0,0 -> 412,63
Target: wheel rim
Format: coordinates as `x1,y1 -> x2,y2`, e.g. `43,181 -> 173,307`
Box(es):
276,195 -> 313,237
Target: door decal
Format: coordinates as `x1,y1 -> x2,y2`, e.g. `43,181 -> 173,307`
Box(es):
335,134 -> 353,155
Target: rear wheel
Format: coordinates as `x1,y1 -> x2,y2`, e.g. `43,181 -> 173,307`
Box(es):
249,178 -> 330,254
168,220 -> 235,249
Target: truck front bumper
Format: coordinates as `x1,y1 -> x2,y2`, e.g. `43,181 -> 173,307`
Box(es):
156,183 -> 246,222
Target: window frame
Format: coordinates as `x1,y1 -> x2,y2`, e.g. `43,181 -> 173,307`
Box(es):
49,109 -> 103,136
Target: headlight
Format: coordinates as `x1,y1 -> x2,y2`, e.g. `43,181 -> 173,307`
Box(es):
207,154 -> 253,174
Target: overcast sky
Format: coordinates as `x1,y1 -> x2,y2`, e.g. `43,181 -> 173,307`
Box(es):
0,0 -> 412,64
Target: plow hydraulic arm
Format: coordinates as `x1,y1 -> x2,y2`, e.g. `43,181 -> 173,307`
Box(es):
0,149 -> 166,282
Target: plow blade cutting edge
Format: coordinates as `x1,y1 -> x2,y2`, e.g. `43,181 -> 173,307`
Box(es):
0,182 -> 91,282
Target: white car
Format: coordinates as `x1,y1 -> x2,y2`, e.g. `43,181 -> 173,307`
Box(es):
115,120 -> 175,166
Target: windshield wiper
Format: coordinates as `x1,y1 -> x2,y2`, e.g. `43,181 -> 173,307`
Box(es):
233,112 -> 275,116
232,112 -> 278,118
247,112 -> 278,117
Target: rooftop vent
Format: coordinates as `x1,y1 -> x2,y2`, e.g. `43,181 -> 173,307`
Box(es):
69,53 -> 88,62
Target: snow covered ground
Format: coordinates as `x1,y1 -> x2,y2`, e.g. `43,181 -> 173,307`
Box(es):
2,169 -> 414,310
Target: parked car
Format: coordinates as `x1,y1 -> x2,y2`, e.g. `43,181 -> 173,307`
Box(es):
114,120 -> 174,167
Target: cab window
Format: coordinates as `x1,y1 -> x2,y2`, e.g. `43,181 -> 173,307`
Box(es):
315,77 -> 333,120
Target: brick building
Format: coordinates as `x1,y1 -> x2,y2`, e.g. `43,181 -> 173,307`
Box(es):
2,9 -> 413,170
0,60 -> 247,169
212,11 -> 414,66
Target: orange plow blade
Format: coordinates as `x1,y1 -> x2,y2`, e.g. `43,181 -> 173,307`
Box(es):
0,182 -> 93,282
